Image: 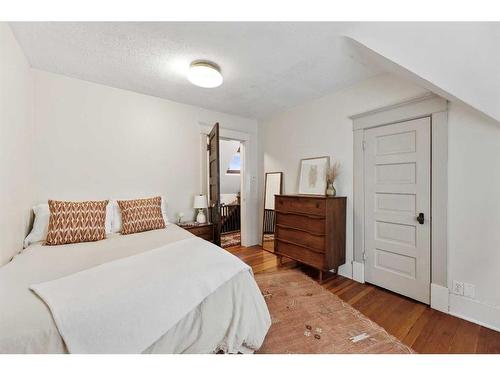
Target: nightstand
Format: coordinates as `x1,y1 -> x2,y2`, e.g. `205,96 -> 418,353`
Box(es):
178,222 -> 214,243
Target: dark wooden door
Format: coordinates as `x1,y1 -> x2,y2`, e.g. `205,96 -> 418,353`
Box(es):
208,123 -> 221,246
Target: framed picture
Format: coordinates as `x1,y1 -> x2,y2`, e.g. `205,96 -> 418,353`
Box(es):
298,156 -> 330,195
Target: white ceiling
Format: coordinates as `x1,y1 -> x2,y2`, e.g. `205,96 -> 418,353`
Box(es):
10,22 -> 383,119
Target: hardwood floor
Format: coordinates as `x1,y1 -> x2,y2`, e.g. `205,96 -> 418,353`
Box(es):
228,245 -> 500,354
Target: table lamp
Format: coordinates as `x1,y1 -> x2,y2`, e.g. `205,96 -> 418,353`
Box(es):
194,194 -> 208,224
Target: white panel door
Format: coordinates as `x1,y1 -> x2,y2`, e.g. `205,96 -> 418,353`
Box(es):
364,117 -> 431,304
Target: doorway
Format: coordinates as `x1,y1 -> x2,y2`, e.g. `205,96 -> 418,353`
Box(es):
352,94 -> 449,310
217,138 -> 243,248
201,123 -> 247,248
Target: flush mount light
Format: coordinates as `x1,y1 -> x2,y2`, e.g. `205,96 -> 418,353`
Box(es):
187,61 -> 223,88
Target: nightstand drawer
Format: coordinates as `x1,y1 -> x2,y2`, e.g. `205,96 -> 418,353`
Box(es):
188,226 -> 212,236
198,232 -> 214,241
179,223 -> 214,243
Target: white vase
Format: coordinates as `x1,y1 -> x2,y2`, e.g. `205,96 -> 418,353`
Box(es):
196,209 -> 206,224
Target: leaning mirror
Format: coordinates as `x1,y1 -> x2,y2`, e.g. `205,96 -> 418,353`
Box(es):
262,172 -> 283,252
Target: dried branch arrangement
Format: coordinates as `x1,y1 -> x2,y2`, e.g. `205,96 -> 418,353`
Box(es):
326,160 -> 340,184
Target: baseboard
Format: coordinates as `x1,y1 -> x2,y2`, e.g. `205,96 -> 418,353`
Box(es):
430,283 -> 449,313
338,261 -> 353,280
352,261 -> 365,283
449,294 -> 500,332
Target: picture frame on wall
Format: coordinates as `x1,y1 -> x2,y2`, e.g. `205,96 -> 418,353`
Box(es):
298,156 -> 330,195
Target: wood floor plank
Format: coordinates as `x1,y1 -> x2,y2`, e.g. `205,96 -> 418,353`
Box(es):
357,288 -> 396,321
476,327 -> 500,353
390,302 -> 427,341
414,311 -> 461,353
401,307 -> 434,348
321,275 -> 349,290
344,284 -> 376,305
449,320 -> 480,353
365,291 -> 405,328
377,297 -> 418,338
325,279 -> 353,294
335,282 -> 368,303
350,287 -> 384,311
228,245 -> 500,354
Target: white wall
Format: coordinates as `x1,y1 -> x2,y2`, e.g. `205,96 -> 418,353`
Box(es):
260,72 -> 500,331
32,70 -> 259,242
219,139 -> 241,194
259,73 -> 428,277
346,22 -> 500,122
447,102 -> 500,330
0,24 -> 34,265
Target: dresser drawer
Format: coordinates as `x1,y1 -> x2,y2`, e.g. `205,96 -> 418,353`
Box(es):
276,240 -> 325,270
276,196 -> 326,216
276,212 -> 325,233
275,226 -> 325,252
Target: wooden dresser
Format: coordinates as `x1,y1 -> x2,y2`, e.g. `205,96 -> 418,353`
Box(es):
274,195 -> 346,283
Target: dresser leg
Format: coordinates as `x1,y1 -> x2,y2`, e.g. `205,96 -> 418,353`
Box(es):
319,270 -> 336,284
278,255 -> 283,267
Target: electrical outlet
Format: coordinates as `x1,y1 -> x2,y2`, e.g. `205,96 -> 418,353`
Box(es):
452,280 -> 464,295
464,283 -> 475,298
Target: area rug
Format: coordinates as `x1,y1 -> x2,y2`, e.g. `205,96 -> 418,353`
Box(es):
221,231 -> 241,248
255,269 -> 414,354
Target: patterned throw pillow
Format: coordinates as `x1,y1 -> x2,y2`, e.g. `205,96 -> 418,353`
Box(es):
45,200 -> 109,246
118,196 -> 166,235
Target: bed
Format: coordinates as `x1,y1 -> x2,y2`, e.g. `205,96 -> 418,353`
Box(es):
0,224 -> 271,354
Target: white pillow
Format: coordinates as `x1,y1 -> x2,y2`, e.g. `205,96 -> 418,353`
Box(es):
111,196 -> 169,233
23,201 -> 114,248
23,204 -> 50,248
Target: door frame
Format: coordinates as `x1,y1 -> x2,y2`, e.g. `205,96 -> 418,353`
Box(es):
351,93 -> 449,311
199,123 -> 251,247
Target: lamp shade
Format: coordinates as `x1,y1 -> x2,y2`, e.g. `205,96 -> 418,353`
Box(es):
193,194 -> 208,209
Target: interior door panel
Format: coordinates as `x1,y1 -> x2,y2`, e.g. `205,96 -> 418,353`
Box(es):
364,117 -> 431,304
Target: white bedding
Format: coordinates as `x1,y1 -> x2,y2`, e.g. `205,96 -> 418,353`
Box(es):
0,225 -> 271,353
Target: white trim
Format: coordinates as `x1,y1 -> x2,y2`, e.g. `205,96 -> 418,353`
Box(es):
352,261 -> 365,284
449,294 -> 500,332
353,129 -> 365,277
351,93 -> 447,130
351,93 -> 436,119
431,111 -> 448,286
352,95 -> 448,306
430,283 -> 449,313
338,262 -> 352,279
199,122 -> 250,141
238,141 -> 249,246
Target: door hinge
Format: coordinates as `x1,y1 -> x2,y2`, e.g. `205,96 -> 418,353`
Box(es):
207,144 -> 210,151
362,140 -> 366,150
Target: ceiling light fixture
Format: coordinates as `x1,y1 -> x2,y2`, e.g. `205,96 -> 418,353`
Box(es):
187,61 -> 223,88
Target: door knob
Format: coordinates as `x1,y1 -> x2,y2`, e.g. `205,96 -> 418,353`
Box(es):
417,213 -> 425,224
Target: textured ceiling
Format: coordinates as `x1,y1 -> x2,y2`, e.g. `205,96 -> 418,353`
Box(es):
10,22 -> 383,119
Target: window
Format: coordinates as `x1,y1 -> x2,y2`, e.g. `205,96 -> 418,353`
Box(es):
226,147 -> 241,174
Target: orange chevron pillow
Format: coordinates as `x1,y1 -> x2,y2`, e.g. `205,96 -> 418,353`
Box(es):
45,200 -> 109,246
118,196 -> 166,235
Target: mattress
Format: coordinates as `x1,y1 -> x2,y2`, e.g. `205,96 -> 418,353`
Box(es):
0,225 -> 270,353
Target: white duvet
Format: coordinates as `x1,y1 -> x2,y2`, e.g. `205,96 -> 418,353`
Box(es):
0,225 -> 271,354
